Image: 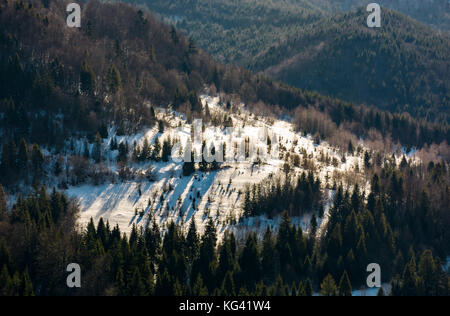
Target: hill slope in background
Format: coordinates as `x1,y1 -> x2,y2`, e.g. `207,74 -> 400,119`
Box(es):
251,8 -> 450,123
127,0 -> 449,123
125,0 -> 325,65
316,0 -> 450,32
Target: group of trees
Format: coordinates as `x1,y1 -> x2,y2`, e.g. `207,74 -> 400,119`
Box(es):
131,136 -> 173,163
0,139 -> 45,187
243,172 -> 322,218
0,181 -> 448,296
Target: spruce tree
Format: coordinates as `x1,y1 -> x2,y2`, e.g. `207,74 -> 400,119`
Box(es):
141,138 -> 151,161
22,268 -> 34,296
239,233 -> 261,291
162,137 -> 172,162
152,137 -> 161,161
0,185 -> 8,221
320,274 -> 337,296
94,132 -> 102,163
17,138 -> 29,171
221,271 -> 236,296
338,271 -> 352,296
186,220 -> 199,263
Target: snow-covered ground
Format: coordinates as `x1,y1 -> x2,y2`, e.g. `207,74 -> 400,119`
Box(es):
444,257 -> 450,273
64,95 -> 381,239
352,283 -> 391,297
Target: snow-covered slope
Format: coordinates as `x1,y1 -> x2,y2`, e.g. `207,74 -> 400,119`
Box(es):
64,95 -> 394,240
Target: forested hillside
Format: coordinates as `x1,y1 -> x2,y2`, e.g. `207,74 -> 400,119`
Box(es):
126,0 -> 450,123
317,0 -> 450,31
252,8 -> 450,123
1,0 -> 447,155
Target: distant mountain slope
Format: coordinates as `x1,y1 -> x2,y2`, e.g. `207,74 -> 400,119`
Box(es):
316,0 -> 450,32
117,0 -> 325,65
251,8 -> 450,123
127,0 -> 449,122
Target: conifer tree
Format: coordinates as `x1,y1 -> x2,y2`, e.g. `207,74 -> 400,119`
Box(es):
162,137 -> 172,162
297,281 -> 307,296
221,271 -> 236,296
130,267 -> 146,296
186,220 -> 199,263
141,138 -> 151,161
0,185 -> 8,221
152,137 -> 161,161
239,233 -> 261,291
338,271 -> 352,296
80,61 -> 96,94
22,268 -> 34,296
94,132 -> 102,163
261,226 -> 276,284
107,66 -> 122,94
31,144 -> 44,178
320,274 -> 337,296
17,138 -> 29,171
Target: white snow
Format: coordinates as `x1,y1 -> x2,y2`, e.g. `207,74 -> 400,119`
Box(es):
63,94 -> 404,240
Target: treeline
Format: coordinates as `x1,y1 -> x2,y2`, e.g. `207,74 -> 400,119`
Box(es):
0,183 -> 448,296
243,172 -> 322,218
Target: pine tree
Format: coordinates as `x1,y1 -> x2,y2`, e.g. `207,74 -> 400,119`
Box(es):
305,278 -> 313,296
261,226 -> 276,284
17,138 -> 29,171
348,140 -> 354,155
186,220 -> 199,263
338,271 -> 352,296
239,233 -> 261,291
107,66 -> 122,94
320,274 -> 337,296
162,137 -> 172,162
297,281 -> 307,296
0,264 -> 12,296
310,212 -> 318,238
94,132 -> 102,163
141,138 -> 151,161
115,268 -> 126,296
221,271 -> 236,296
401,256 -> 420,296
0,185 -> 8,221
118,141 -> 128,162
130,267 -> 146,296
418,250 -> 439,296
199,141 -> 209,172
22,268 -> 34,296
80,61 -> 96,94
31,144 -> 44,177
158,120 -> 165,133
152,137 -> 161,161
192,274 -> 208,296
